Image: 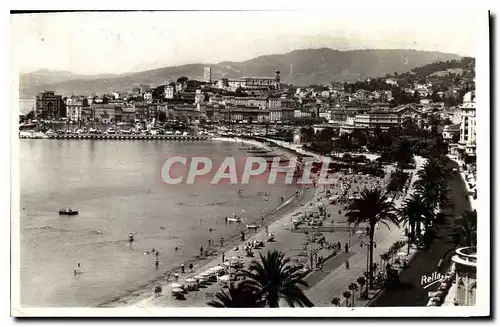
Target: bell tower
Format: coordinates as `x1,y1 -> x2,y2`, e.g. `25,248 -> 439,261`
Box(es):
274,69 -> 281,91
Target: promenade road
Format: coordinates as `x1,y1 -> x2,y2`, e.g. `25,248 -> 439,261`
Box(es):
368,160 -> 472,307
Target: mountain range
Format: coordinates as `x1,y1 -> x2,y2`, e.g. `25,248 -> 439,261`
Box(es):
19,48 -> 462,98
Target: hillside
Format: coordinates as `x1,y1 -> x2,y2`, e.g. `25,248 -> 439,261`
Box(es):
387,57 -> 475,91
19,69 -> 120,89
19,48 -> 462,97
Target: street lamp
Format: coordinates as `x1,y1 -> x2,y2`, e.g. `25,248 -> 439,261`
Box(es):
360,226 -> 377,289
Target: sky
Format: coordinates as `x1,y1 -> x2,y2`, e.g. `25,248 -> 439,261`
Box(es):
11,11 -> 485,75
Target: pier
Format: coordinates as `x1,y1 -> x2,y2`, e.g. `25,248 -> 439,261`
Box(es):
19,133 -> 211,141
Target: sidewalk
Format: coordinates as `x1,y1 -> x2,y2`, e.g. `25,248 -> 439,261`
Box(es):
268,138 -> 427,307
303,156 -> 425,307
368,159 -> 471,307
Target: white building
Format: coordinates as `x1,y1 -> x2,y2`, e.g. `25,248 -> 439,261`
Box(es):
269,109 -> 282,122
228,79 -> 246,91
457,91 -> 476,163
195,89 -> 204,104
451,247 -> 477,306
66,101 -> 83,122
204,67 -> 212,83
165,86 -> 175,99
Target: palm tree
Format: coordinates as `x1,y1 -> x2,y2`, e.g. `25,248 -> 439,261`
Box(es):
448,210 -> 477,248
342,291 -> 351,307
331,297 -> 341,307
399,193 -> 434,250
240,249 -> 314,307
207,281 -> 264,308
356,276 -> 367,299
413,157 -> 451,216
348,283 -> 359,306
345,187 -> 399,289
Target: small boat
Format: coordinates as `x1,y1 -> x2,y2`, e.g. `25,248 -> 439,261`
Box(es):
59,208 -> 79,215
246,224 -> 259,231
227,216 -> 242,223
105,127 -> 116,135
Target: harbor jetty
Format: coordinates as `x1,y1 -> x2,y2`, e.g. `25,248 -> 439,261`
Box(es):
19,133 -> 210,141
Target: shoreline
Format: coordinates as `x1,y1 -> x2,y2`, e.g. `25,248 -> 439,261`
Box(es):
99,136 -> 314,308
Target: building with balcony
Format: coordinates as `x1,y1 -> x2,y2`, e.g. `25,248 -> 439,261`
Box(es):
268,97 -> 281,109
165,86 -> 175,99
66,101 -> 83,123
451,247 -> 477,306
457,91 -> 476,164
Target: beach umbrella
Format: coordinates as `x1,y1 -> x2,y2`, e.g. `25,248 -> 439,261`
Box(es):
172,287 -> 184,294
185,278 -> 197,284
194,275 -> 205,282
201,271 -> 213,277
219,275 -> 230,282
170,283 -> 183,289
397,251 -> 407,257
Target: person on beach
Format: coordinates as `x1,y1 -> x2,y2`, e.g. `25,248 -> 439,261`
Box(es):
345,243 -> 349,253
345,260 -> 350,269
225,216 -> 228,224
73,269 -> 78,276
220,238 -> 224,246
337,241 -> 341,250
200,245 -> 204,256
155,259 -> 159,269
77,263 -> 81,268
222,253 -> 225,263
181,264 -> 185,273
189,263 -> 193,272
175,246 -> 179,251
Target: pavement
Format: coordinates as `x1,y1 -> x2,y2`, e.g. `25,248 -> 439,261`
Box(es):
367,160 -> 472,307
126,140 -> 433,308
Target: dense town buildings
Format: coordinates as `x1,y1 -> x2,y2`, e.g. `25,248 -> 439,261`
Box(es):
25,66 -> 475,139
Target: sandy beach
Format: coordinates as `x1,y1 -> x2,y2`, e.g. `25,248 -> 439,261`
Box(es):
120,137 -> 398,308
99,136 -> 316,307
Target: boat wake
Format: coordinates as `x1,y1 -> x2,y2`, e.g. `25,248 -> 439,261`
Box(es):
177,200 -> 229,207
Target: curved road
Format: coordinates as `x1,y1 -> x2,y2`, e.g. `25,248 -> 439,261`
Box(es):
368,160 -> 472,307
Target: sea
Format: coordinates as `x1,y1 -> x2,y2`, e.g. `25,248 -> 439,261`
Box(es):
19,139 -> 301,307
